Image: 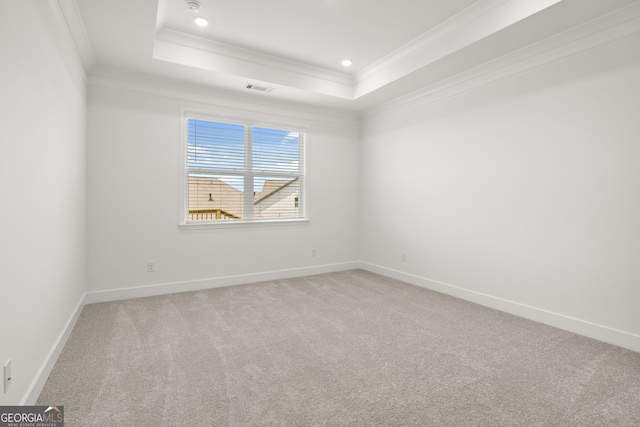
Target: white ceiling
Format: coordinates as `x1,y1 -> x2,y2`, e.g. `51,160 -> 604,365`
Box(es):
69,0 -> 639,112
160,0 -> 480,74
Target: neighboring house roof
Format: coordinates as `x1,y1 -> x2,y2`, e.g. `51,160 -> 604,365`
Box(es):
254,177 -> 299,205
188,177 -> 243,217
188,176 -> 298,219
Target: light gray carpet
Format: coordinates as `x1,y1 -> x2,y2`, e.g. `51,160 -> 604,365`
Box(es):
38,270 -> 640,426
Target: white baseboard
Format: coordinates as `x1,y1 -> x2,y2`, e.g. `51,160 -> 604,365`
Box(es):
22,292 -> 87,405
360,262 -> 640,354
85,262 -> 360,304
29,260 -> 637,406
26,262 -> 358,404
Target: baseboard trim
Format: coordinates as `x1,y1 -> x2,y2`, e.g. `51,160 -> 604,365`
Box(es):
360,262 -> 640,354
85,262 -> 360,304
30,260 -> 638,406
22,292 -> 87,405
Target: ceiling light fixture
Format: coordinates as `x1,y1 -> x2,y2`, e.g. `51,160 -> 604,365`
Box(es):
186,1 -> 208,27
194,16 -> 209,27
341,59 -> 353,67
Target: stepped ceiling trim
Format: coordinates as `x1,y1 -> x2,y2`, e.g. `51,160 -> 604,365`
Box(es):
152,0 -> 563,101
60,0 -> 640,111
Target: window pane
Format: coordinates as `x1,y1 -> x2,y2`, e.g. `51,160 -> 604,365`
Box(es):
187,119 -> 245,171
188,174 -> 244,220
252,127 -> 300,173
253,177 -> 301,219
184,115 -> 306,224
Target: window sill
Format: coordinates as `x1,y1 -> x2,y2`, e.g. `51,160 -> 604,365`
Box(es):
179,218 -> 310,230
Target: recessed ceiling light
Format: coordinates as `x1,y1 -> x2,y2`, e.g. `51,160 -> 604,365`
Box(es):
194,16 -> 209,27
341,59 -> 353,67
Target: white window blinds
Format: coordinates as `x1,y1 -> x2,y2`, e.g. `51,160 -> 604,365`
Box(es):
185,116 -> 306,223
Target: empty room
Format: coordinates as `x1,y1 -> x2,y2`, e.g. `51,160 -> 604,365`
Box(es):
1,0 -> 639,425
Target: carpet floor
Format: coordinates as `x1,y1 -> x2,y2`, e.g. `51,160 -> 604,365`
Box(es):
37,270 -> 640,426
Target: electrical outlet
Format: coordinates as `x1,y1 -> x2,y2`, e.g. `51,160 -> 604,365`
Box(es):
401,253 -> 407,263
311,248 -> 317,257
4,359 -> 11,393
147,262 -> 156,273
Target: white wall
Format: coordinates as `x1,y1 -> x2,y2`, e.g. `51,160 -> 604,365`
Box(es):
2,2 -> 637,409
0,1 -> 87,404
360,32 -> 640,351
85,80 -> 360,300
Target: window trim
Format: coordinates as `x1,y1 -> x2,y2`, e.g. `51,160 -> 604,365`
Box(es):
179,110 -> 309,228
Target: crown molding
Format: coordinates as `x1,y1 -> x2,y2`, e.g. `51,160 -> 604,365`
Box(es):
155,0 -> 168,32
362,1 -> 640,121
149,0 -> 637,109
88,66 -> 360,126
152,0 -> 567,103
153,28 -> 355,100
353,0 -> 563,99
52,0 -> 96,73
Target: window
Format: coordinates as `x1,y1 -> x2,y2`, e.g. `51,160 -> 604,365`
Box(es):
183,114 -> 307,224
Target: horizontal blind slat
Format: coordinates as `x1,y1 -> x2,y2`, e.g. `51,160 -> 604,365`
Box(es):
252,126 -> 301,174
188,119 -> 245,170
186,117 -> 306,222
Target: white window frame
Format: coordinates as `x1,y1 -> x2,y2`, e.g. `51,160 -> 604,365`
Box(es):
180,110 -> 309,228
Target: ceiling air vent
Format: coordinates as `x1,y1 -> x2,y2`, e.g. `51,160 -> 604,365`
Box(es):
246,84 -> 274,93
